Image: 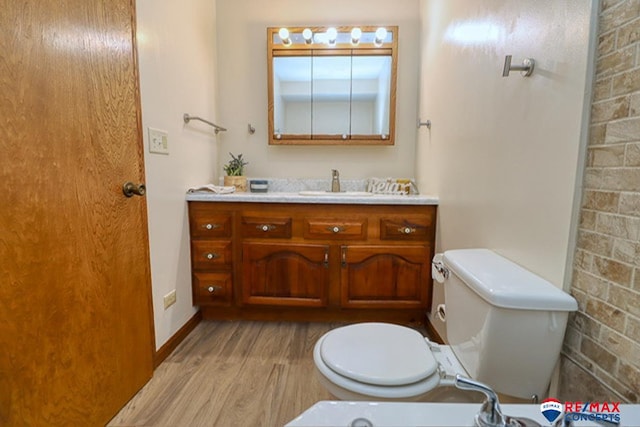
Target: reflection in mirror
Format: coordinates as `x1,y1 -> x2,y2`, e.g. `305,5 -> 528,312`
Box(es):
312,55 -> 351,136
351,56 -> 391,136
273,56 -> 311,137
268,26 -> 397,145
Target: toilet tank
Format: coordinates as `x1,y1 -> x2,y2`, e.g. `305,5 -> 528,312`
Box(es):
441,249 -> 577,400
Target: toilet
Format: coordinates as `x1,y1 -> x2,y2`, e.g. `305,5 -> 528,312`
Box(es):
313,248 -> 578,402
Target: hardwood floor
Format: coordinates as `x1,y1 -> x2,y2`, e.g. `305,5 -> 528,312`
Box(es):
108,320 -> 339,427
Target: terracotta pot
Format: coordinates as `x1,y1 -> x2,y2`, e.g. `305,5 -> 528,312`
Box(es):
224,176 -> 247,192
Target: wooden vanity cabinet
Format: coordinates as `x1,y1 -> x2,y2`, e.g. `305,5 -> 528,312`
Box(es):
188,201 -> 436,324
188,204 -> 234,306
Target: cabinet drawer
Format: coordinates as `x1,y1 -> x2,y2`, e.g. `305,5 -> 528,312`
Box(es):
304,218 -> 367,240
193,272 -> 232,306
241,216 -> 292,239
380,216 -> 433,241
190,213 -> 232,238
191,240 -> 232,269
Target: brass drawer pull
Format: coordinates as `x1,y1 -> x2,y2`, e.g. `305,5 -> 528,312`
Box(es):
206,285 -> 222,293
399,226 -> 416,234
327,226 -> 344,234
205,252 -> 220,260
202,223 -> 220,230
258,224 -> 276,232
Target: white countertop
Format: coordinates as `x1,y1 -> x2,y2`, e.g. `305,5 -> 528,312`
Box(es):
186,177 -> 438,205
185,191 -> 438,205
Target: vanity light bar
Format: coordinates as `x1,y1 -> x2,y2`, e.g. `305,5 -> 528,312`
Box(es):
274,26 -> 392,47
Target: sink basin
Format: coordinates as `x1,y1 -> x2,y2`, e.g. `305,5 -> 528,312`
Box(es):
298,191 -> 373,197
285,401 -> 484,427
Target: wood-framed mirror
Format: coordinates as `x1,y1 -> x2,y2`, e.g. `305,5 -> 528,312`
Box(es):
267,26 -> 398,145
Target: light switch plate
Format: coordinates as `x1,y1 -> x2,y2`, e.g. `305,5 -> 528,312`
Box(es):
148,127 -> 169,155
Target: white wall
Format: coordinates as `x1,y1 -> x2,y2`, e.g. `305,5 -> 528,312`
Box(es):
417,0 -> 595,338
135,0 -> 594,349
215,0 -> 421,180
136,0 -> 219,349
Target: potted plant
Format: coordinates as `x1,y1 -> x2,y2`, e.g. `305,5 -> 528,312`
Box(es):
223,152 -> 248,192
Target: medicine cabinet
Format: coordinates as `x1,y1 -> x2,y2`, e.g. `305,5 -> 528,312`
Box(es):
267,26 -> 398,145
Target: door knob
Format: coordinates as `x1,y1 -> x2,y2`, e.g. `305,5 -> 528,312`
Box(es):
123,182 -> 146,197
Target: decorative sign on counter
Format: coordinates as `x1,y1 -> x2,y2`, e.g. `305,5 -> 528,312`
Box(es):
367,178 -> 414,195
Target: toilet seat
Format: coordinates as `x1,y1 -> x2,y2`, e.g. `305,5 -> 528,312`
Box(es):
314,323 -> 465,399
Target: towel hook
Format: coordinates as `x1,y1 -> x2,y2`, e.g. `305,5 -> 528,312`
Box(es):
502,55 -> 535,77
417,119 -> 431,129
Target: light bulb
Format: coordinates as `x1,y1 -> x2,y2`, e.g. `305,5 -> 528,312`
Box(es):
326,27 -> 337,45
351,27 -> 362,45
374,27 -> 388,46
302,28 -> 313,44
278,28 -> 291,46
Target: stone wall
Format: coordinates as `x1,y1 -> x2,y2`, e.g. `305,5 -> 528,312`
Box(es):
560,0 -> 640,403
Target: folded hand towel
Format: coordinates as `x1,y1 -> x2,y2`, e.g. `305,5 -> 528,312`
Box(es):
187,184 -> 235,194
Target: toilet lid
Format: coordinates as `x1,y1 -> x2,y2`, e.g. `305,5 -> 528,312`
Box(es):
319,323 -> 438,386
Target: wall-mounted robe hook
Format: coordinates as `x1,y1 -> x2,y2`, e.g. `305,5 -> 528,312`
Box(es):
417,119 -> 431,130
248,123 -> 256,134
502,55 -> 535,77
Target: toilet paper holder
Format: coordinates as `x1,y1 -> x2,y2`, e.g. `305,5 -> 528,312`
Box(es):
432,260 -> 449,280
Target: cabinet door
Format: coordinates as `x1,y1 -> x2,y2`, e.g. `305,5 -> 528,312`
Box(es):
242,242 -> 329,307
341,245 -> 431,309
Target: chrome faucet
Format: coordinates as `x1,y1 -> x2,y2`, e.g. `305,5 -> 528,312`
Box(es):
454,375 -> 541,427
331,169 -> 341,192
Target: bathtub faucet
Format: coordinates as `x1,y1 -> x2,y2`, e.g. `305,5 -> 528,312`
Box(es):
454,375 -> 542,427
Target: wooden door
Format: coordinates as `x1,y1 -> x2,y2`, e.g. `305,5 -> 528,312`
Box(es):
0,0 -> 155,425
